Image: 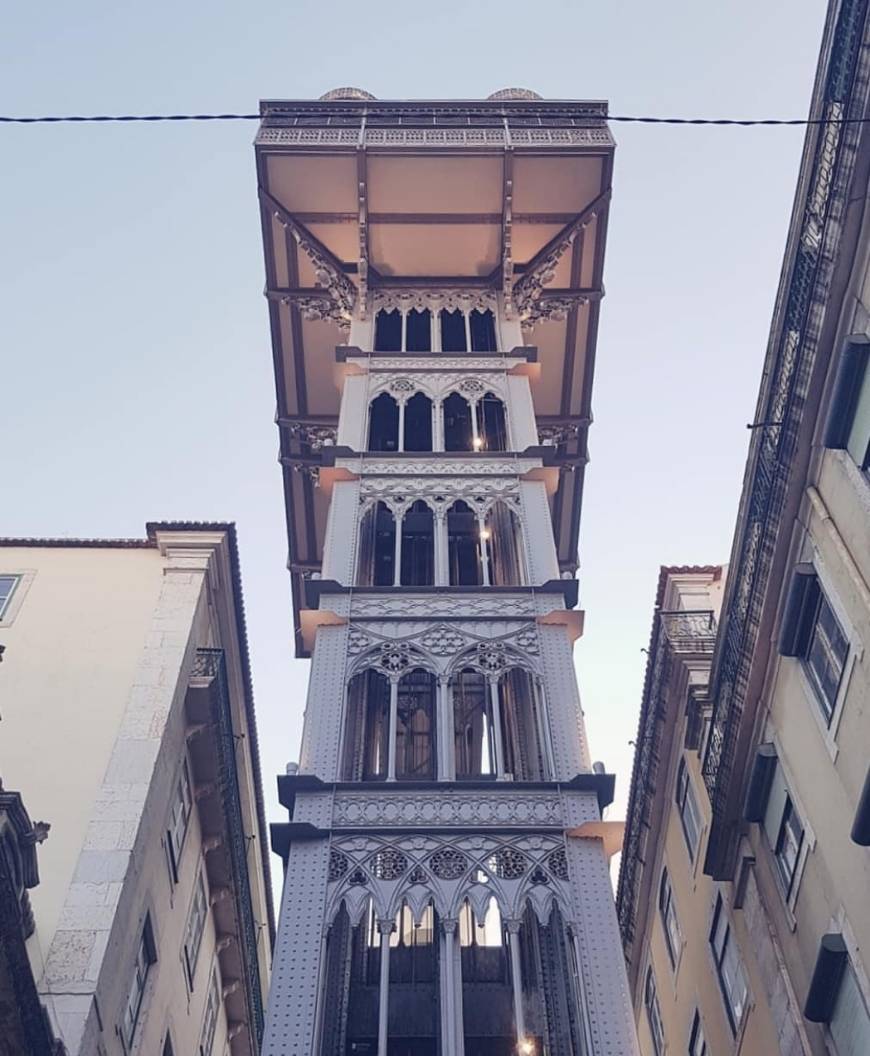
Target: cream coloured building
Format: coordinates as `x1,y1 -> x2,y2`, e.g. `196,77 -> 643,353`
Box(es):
0,523 -> 273,1056
618,1 -> 870,1054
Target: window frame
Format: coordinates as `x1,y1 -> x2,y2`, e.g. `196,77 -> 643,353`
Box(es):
675,758 -> 703,863
121,916 -> 157,1051
709,895 -> 749,1034
644,966 -> 665,1056
199,964 -> 222,1056
166,756 -> 194,883
658,868 -> 682,970
183,869 -> 210,989
0,574 -> 20,619
688,1010 -> 707,1056
801,587 -> 850,723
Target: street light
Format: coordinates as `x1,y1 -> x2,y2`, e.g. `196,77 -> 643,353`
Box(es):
518,1040 -> 535,1056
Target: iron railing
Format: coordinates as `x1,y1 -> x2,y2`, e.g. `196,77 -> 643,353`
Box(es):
193,648 -> 265,1045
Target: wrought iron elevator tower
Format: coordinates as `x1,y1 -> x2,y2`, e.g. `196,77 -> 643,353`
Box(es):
256,88 -> 639,1056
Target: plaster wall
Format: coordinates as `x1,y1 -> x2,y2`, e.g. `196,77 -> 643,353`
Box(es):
0,546 -> 163,974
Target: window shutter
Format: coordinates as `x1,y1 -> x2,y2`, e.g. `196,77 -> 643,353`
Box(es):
823,336 -> 870,449
830,960 -> 870,1056
805,933 -> 847,1022
762,763 -> 789,849
743,744 -> 777,823
851,764 -> 870,846
778,564 -> 818,657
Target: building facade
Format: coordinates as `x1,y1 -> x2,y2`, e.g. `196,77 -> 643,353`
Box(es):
0,524 -> 273,1056
618,2 -> 870,1054
255,90 -> 639,1055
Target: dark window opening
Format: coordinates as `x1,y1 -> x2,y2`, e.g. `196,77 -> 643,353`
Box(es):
499,667 -> 549,781
440,309 -> 467,352
444,393 -> 474,452
342,669 -> 391,781
470,309 -> 497,352
453,668 -> 494,778
375,309 -> 402,351
404,392 -> 433,452
484,502 -> 524,586
396,669 -> 436,780
389,905 -> 437,984
368,393 -> 400,452
477,393 -> 508,452
406,309 -> 432,352
447,501 -> 482,585
401,501 -> 435,586
358,502 -> 396,586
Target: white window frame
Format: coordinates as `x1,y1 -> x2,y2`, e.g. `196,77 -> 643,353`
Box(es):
166,756 -> 194,882
675,758 -> 703,865
795,547 -> 862,759
708,895 -> 749,1035
0,570 -> 35,627
644,966 -> 665,1056
199,963 -> 223,1056
759,742 -> 815,920
121,916 -> 156,1052
658,867 -> 682,972
183,870 -> 209,989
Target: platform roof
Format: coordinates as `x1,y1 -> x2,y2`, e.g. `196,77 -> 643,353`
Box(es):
254,94 -> 615,652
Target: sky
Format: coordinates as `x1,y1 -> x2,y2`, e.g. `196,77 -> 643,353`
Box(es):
1,2 -> 828,885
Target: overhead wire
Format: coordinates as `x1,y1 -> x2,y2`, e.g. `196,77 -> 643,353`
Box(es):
0,112 -> 869,127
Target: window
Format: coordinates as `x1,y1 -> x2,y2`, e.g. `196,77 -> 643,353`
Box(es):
658,868 -> 681,968
440,308 -> 467,352
162,1034 -> 175,1056
675,759 -> 702,862
374,309 -> 402,351
644,968 -> 665,1056
166,758 -> 193,881
805,591 -> 849,720
756,753 -> 806,902
122,917 -> 156,1050
199,966 -> 222,1056
830,958 -> 870,1056
709,895 -> 748,1033
405,308 -> 432,352
688,1011 -> 707,1056
779,567 -> 849,722
469,308 -> 497,351
0,575 -> 20,619
823,335 -> 870,472
183,871 -> 209,988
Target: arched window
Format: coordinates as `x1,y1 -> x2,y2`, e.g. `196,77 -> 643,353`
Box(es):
443,392 -> 474,451
395,669 -> 437,780
453,668 -> 494,778
499,667 -> 550,781
484,501 -> 525,586
406,309 -> 432,352
440,308 -> 467,352
403,392 -> 433,452
476,392 -> 508,451
368,392 -> 399,452
469,308 -> 497,351
389,903 -> 437,985
357,502 -> 395,586
374,308 -> 402,351
342,669 -> 391,781
400,501 -> 434,586
460,898 -> 513,1047
447,500 -> 483,585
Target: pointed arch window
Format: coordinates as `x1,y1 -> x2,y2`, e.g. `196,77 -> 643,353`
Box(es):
395,668 -> 436,780
499,667 -> 550,781
367,392 -> 399,452
403,392 -> 433,452
374,308 -> 402,351
443,392 -> 474,451
469,308 -> 497,351
476,392 -> 508,451
483,501 -> 525,586
447,500 -> 483,585
400,501 -> 435,586
453,668 -> 494,778
342,669 -> 391,781
405,309 -> 432,352
440,308 -> 467,352
357,502 -> 395,586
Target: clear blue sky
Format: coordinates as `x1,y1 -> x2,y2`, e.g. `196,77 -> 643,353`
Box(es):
1,2 -> 827,863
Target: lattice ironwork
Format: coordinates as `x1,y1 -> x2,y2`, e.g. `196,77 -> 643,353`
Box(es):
701,0 -> 870,875
429,848 -> 468,880
547,849 -> 569,882
371,849 -> 408,881
328,851 -> 350,882
489,848 -> 529,880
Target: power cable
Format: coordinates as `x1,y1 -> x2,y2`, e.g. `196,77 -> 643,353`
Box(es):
0,111 -> 869,126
